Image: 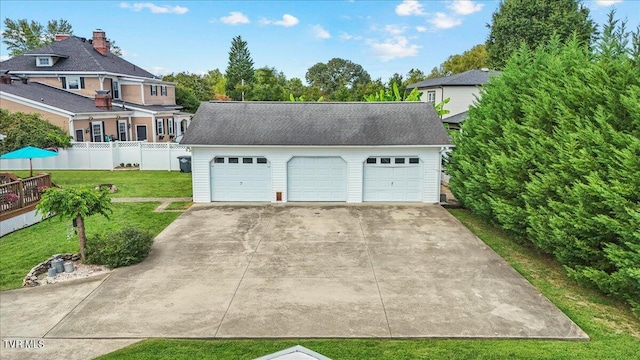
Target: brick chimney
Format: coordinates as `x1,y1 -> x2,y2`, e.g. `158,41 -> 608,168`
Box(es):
55,33 -> 71,41
95,90 -> 112,110
92,29 -> 110,56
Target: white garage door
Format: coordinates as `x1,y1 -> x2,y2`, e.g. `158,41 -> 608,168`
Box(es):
287,157 -> 347,201
210,156 -> 271,201
363,157 -> 423,202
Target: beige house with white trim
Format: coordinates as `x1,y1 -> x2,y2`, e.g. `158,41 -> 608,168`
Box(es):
0,30 -> 191,142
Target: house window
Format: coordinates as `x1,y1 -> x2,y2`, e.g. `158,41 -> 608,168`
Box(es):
167,118 -> 174,134
161,86 -> 167,96
92,122 -> 104,142
426,90 -> 436,103
118,120 -> 127,141
156,118 -> 164,134
112,80 -> 120,99
63,76 -> 85,90
150,85 -> 158,96
37,57 -> 50,66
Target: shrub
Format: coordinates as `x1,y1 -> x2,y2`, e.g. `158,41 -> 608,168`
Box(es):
447,15 -> 640,315
119,162 -> 125,167
125,163 -> 132,167
86,226 -> 154,268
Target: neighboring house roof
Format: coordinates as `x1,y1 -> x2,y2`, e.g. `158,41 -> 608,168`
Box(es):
0,36 -> 156,79
443,111 -> 469,124
0,81 -> 130,114
182,102 -> 451,146
113,101 -> 182,114
406,69 -> 501,89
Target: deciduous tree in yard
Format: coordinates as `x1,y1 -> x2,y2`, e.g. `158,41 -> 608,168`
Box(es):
37,187 -> 112,262
447,12 -> 640,315
2,18 -> 73,57
0,110 -> 71,154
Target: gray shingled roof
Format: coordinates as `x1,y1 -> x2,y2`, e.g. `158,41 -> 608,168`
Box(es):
406,69 -> 501,89
181,102 -> 451,146
0,80 -> 131,114
443,111 -> 469,124
0,36 -> 156,78
113,101 -> 182,113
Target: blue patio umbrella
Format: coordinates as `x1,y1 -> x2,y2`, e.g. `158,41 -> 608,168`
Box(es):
0,146 -> 58,177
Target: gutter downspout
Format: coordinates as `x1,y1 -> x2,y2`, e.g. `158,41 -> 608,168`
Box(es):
151,114 -> 156,143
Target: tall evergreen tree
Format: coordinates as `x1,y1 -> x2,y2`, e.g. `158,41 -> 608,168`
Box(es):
485,0 -> 596,69
225,35 -> 255,101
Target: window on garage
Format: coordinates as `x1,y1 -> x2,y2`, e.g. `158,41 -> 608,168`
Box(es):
409,158 -> 420,164
229,157 -> 239,163
257,157 -> 267,164
214,157 -> 224,163
243,158 -> 253,164
381,158 -> 391,164
366,158 -> 377,164
395,158 -> 405,164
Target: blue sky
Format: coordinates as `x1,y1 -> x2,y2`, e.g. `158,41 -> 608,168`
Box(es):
1,1 -> 638,83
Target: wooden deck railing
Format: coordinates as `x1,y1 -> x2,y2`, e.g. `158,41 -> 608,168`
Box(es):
0,174 -> 52,217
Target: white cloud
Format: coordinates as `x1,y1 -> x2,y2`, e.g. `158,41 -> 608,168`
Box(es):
385,25 -> 406,36
149,66 -> 173,76
415,26 -> 428,32
594,0 -> 623,6
430,12 -> 462,29
340,32 -> 362,41
396,0 -> 425,16
119,2 -> 188,14
368,36 -> 420,61
120,49 -> 139,58
312,25 -> 331,39
220,11 -> 250,25
448,0 -> 484,15
261,14 -> 299,27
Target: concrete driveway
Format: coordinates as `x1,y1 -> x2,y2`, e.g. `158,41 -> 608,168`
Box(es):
2,204 -> 587,343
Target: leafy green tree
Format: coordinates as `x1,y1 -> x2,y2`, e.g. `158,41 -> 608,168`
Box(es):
2,18 -> 73,57
486,0 -> 596,69
404,68 -> 427,87
447,12 -> 639,314
174,84 -> 201,113
225,35 -> 255,101
285,77 -> 305,99
251,67 -> 288,101
364,83 -> 422,102
443,44 -> 488,74
305,58 -> 371,100
387,73 -> 405,97
206,69 -> 226,97
37,187 -> 112,262
0,110 -> 71,153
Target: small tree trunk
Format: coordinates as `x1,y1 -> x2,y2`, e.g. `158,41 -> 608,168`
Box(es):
76,215 -> 87,262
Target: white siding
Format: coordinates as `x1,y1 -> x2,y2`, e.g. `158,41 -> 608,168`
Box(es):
191,147 -> 443,203
417,85 -> 481,119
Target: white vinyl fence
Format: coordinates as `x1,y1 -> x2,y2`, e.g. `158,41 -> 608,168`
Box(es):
0,142 -> 190,171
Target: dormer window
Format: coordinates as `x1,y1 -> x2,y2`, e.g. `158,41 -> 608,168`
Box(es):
36,57 -> 52,67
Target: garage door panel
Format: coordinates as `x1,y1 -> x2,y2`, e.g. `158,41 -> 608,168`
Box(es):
363,158 -> 423,202
211,158 -> 271,202
288,157 -> 347,202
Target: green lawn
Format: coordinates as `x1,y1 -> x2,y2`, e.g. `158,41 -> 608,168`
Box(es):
11,170 -> 192,198
98,209 -> 640,360
0,202 -> 181,290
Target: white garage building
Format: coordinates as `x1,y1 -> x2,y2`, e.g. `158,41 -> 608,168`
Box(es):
181,101 -> 452,203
